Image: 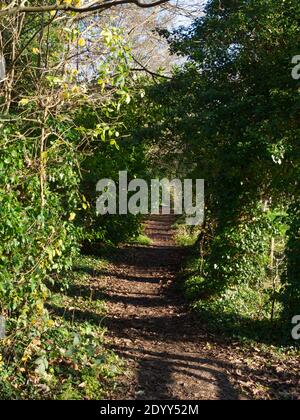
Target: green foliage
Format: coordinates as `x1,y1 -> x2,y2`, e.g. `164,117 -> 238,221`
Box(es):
147,0 -> 300,326
129,234 -> 152,246
282,200 -> 300,318
0,120 -> 80,320
205,212 -> 272,296
0,254 -> 122,400
0,319 -> 121,400
78,137 -> 148,246
184,276 -> 206,302
174,224 -> 200,247
180,249 -> 288,345
1,0 -> 300,398
192,284 -> 286,344
0,17 -> 146,398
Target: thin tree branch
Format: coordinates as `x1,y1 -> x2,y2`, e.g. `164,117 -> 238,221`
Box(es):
0,0 -> 170,18
132,56 -> 172,79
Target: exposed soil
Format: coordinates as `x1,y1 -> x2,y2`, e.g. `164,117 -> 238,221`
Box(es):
50,213 -> 300,400
102,215 -> 246,400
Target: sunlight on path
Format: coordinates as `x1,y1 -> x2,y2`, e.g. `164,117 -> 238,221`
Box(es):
102,215 -> 244,400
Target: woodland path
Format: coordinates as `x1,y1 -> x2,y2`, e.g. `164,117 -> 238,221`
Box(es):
101,214 -> 245,400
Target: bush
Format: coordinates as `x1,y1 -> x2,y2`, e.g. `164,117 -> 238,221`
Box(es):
0,120 -> 80,321
282,200 -> 300,318
204,212 -> 272,296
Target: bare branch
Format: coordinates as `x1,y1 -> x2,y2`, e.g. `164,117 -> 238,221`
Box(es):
132,56 -> 172,79
0,0 -> 170,18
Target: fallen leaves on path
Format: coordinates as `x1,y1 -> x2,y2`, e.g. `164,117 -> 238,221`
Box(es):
93,215 -> 300,400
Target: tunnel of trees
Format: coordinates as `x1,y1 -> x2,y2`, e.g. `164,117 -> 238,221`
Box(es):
0,0 -> 299,400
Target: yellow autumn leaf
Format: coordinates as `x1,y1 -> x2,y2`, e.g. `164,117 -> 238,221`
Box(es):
19,98 -> 30,106
78,38 -> 86,47
69,212 -> 76,221
72,85 -> 80,94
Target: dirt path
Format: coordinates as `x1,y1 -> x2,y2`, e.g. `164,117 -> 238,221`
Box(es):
102,214 -> 245,400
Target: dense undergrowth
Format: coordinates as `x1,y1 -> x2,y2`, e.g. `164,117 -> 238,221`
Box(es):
0,254 -> 122,400
0,14 -> 148,398
176,221 -> 298,349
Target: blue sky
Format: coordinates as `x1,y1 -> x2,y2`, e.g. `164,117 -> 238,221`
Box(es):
171,0 -> 207,28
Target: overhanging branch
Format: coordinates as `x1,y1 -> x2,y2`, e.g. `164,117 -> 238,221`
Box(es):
0,0 -> 170,18
132,56 -> 172,80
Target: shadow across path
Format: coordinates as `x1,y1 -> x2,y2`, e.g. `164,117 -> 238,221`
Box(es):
49,214 -> 299,400
99,214 -> 244,400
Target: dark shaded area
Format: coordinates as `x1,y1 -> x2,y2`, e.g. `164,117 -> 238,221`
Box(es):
46,278 -> 106,302
49,305 -> 105,325
113,345 -> 240,400
190,308 -> 297,347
